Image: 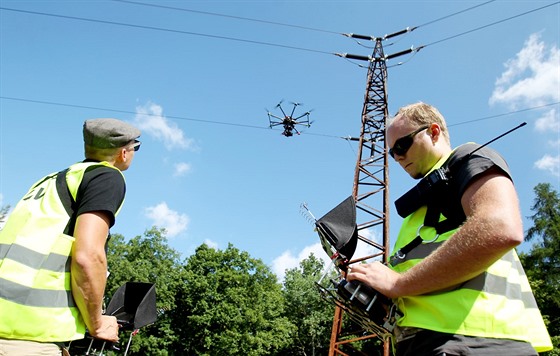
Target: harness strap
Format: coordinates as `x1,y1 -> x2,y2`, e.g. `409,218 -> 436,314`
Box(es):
55,169 -> 77,235
397,236 -> 422,259
392,151 -> 467,264
424,199 -> 463,236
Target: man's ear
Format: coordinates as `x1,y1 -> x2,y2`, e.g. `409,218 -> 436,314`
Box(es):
429,123 -> 441,142
118,147 -> 128,163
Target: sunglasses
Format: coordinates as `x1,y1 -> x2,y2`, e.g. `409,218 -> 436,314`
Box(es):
389,125 -> 429,158
129,140 -> 141,152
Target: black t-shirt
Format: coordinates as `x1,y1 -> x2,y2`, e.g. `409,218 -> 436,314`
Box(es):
75,162 -> 126,228
449,143 -> 512,196
437,143 -> 513,226
395,143 -> 513,227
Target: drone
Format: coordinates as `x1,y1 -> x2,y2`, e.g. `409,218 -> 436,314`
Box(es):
266,101 -> 313,137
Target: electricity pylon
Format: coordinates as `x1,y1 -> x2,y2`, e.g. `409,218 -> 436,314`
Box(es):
328,30 -> 419,356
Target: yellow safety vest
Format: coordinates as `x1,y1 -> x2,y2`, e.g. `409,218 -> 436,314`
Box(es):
389,153 -> 553,352
0,161 -> 123,342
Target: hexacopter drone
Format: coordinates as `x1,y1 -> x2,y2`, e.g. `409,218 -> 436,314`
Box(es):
266,101 -> 313,137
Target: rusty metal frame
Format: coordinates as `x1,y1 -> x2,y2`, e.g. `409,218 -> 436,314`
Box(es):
328,38 -> 391,356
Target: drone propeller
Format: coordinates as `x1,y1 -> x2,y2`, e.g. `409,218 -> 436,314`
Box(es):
288,103 -> 298,119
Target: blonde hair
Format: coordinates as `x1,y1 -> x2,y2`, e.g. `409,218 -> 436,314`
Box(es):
392,102 -> 451,144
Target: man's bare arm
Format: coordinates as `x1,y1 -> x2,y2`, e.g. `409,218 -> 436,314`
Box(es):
71,211 -> 119,342
348,170 -> 524,298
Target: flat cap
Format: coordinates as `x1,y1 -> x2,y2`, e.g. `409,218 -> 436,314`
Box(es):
83,118 -> 141,149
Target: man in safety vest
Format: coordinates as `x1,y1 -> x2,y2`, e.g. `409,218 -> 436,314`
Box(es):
0,118 -> 141,355
347,102 -> 552,355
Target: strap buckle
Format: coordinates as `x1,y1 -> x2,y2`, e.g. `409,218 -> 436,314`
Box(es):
393,225 -> 439,261
383,303 -> 403,333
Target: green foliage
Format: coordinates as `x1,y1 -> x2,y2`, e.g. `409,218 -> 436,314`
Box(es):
525,183 -> 560,245
519,183 -> 560,355
281,253 -> 335,355
547,336 -> 560,356
67,180 -> 560,356
105,227 -> 184,355
0,204 -> 10,225
171,243 -> 294,355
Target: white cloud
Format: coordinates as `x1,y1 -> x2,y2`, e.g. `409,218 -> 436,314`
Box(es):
534,108 -> 560,133
534,154 -> 560,177
203,239 -> 219,249
271,228 -> 383,282
490,33 -> 560,177
173,162 -> 192,177
134,101 -> 196,151
144,202 -> 189,237
272,242 -> 328,282
490,33 -> 560,107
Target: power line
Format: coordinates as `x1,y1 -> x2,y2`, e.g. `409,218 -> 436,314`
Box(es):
1,96 -> 557,138
424,1 -> 560,48
0,95 -> 339,139
343,0 -> 499,45
0,96 -> 269,130
448,102 -> 560,127
108,0 -> 505,71
1,2 -> 556,59
416,0 -> 497,28
113,0 -> 508,59
111,0 -> 342,35
113,0 -> 497,39
0,7 -> 333,56
340,1 -> 559,64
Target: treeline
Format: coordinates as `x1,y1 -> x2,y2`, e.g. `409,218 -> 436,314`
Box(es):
102,230 -> 373,355
1,184 -> 557,355
98,183 -> 558,355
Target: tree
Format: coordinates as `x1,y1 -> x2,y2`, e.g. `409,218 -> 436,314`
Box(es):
105,227 -> 185,355
281,253 -> 335,356
520,183 -> 560,355
0,204 -> 10,226
171,243 -> 295,355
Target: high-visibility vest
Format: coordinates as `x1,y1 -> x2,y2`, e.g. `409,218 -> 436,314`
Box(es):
0,161 -> 124,342
390,151 -> 553,352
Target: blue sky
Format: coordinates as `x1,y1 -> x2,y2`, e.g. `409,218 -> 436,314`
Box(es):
1,0 -> 559,281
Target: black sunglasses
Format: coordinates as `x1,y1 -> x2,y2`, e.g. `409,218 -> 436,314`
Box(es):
389,125 -> 429,158
130,140 -> 141,152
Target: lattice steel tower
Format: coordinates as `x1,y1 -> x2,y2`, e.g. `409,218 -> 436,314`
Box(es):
328,31 -> 418,356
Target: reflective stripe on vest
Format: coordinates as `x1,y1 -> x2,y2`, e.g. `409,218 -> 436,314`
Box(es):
389,157 -> 553,352
0,161 -> 123,342
0,243 -> 71,273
